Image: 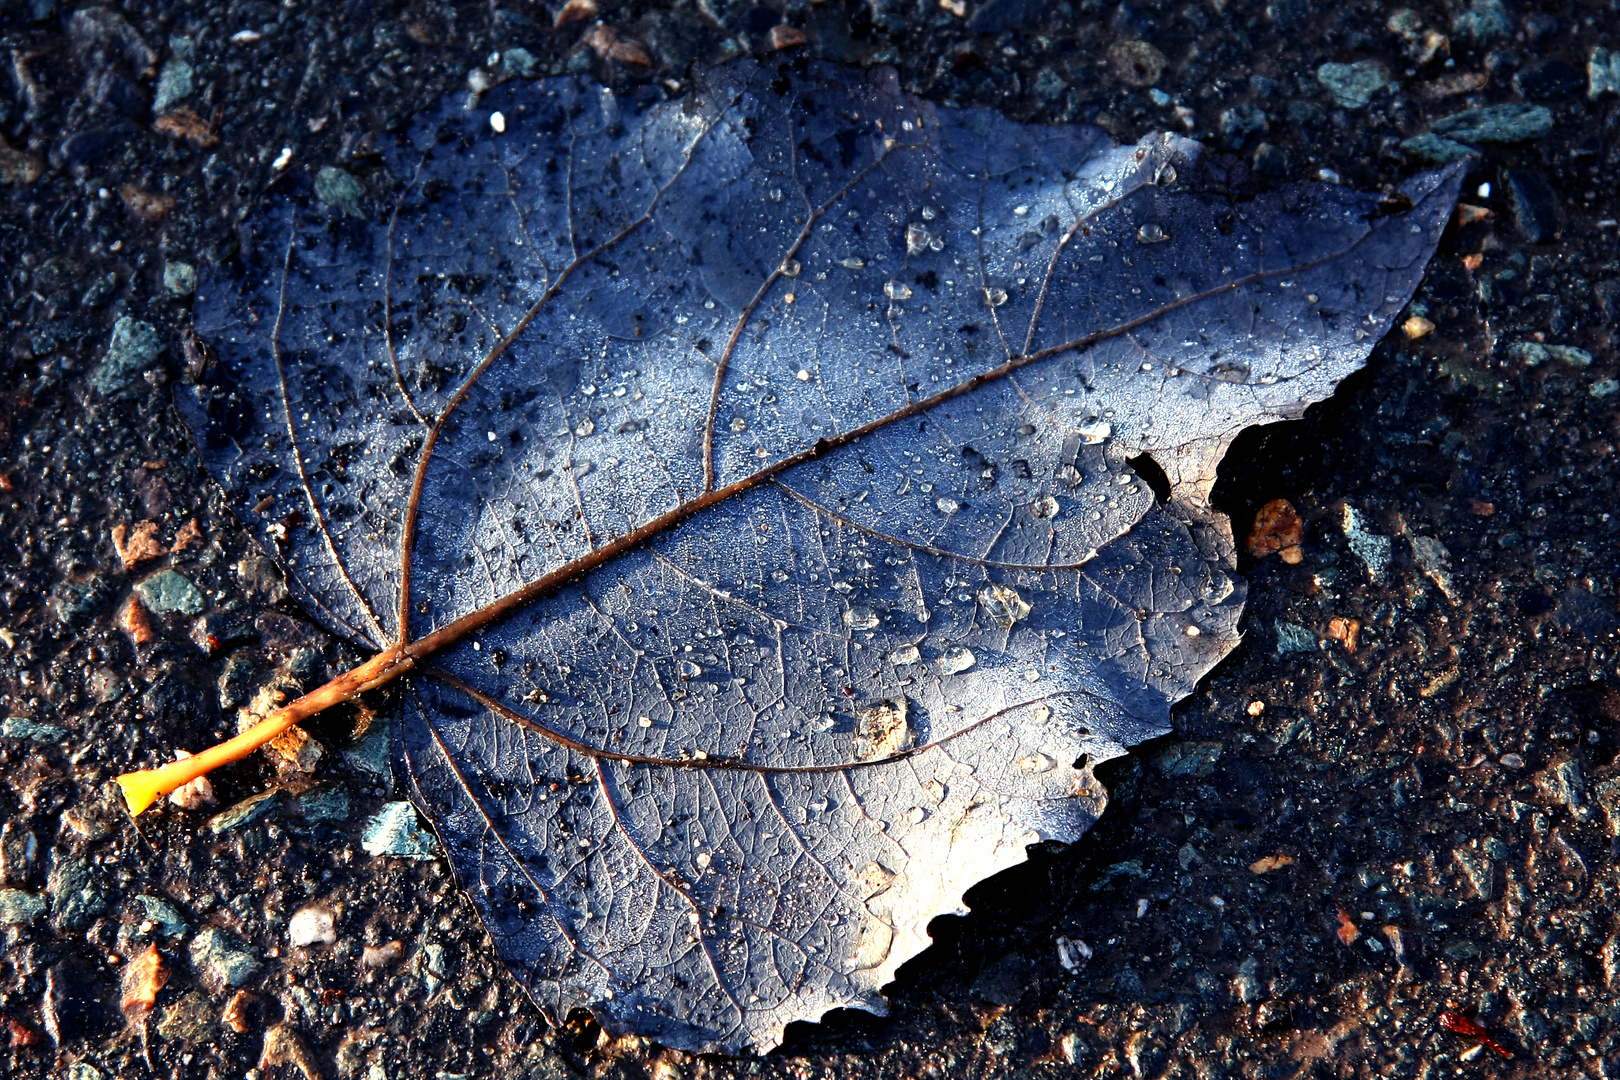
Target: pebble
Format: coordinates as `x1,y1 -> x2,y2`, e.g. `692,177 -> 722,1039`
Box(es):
135,893 -> 189,937
153,58 -> 193,113
1341,504 -> 1391,582
361,940 -> 404,968
1592,47 -> 1620,98
208,789 -> 281,834
1509,341 -> 1591,366
1592,378 -> 1619,399
1274,621 -> 1317,655
1451,0 -> 1510,40
46,853 -> 109,931
1316,61 -> 1387,109
291,782 -> 350,823
189,926 -> 262,990
315,166 -> 368,220
135,568 -> 206,616
0,140 -> 44,184
164,261 -> 197,297
500,46 -> 538,78
1400,133 -> 1474,165
344,722 -> 391,776
91,317 -> 163,394
1151,741 -> 1223,777
288,906 -> 336,947
1409,535 -> 1457,602
361,802 -> 440,860
1503,169 -> 1560,243
2,716 -> 68,741
1430,103 -> 1554,145
0,887 -> 46,924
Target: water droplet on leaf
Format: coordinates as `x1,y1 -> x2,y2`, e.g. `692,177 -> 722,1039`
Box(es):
843,605 -> 880,630
1032,495 -> 1060,519
978,582 -> 1032,628
889,644 -> 920,666
938,646 -> 975,675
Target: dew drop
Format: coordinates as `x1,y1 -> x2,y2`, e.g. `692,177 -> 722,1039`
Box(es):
679,660 -> 701,680
637,715 -> 653,728
889,644 -> 921,666
922,778 -> 945,803
839,256 -> 866,269
771,569 -> 790,583
858,862 -> 895,896
781,259 -> 802,277
985,286 -> 1009,307
884,279 -> 913,300
1017,752 -> 1055,773
695,851 -> 712,869
1032,495 -> 1060,519
843,605 -> 880,630
935,496 -> 961,515
490,111 -> 507,134
852,698 -> 911,761
1136,222 -> 1169,244
796,369 -> 812,382
978,582 -> 1032,629
1078,418 -> 1111,444
905,806 -> 927,825
905,223 -> 932,256
575,417 -> 596,437
729,416 -> 748,433
938,646 -> 976,675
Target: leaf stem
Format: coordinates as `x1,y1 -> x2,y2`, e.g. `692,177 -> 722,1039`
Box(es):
115,647 -> 407,815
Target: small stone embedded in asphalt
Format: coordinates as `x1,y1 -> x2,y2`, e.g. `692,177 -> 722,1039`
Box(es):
134,569 -> 206,616
1451,0 -> 1511,39
135,894 -> 189,937
1503,169 -> 1560,243
1430,103 -> 1554,145
1274,621 -> 1318,655
291,782 -> 350,823
362,802 -> 440,860
163,260 -> 197,297
1315,61 -> 1387,109
500,46 -> 538,77
46,854 -> 108,931
288,906 -> 337,947
1231,957 -> 1263,1003
190,926 -> 262,990
91,317 -> 163,394
1590,47 -> 1620,98
1592,378 -> 1620,399
208,789 -> 281,834
1151,740 -> 1223,777
1409,535 -> 1458,602
2,716 -> 68,741
1400,133 -> 1475,165
0,887 -> 46,924
315,166 -> 368,219
344,722 -> 392,776
153,58 -> 193,112
1341,504 -> 1391,582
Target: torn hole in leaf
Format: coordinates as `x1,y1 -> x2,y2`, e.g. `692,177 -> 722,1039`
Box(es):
1125,452 -> 1172,504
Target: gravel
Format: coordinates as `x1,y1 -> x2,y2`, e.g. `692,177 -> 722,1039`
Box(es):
0,0 -> 1617,1077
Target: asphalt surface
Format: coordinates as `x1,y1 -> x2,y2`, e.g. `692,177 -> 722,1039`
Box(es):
1,1 -> 1617,1079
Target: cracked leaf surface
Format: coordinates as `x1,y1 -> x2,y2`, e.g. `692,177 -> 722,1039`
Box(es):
182,60 -> 1461,1053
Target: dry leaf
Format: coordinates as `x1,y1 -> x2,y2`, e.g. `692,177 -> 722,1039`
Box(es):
163,61 -> 1461,1052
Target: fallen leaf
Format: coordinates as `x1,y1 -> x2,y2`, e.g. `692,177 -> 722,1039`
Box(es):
1248,854 -> 1294,873
1246,499 -> 1304,564
112,520 -> 168,571
120,943 -> 169,1021
134,61 -> 1460,1053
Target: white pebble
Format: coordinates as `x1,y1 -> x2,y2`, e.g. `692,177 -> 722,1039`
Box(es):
490,111 -> 507,134
288,907 -> 336,948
